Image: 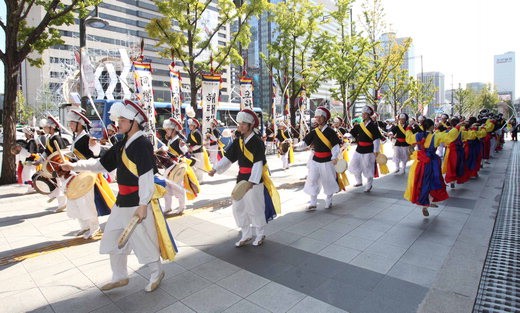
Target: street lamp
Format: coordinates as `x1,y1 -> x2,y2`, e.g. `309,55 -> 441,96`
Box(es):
79,5 -> 108,106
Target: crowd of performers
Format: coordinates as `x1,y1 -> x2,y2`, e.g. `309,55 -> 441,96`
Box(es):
9,98 -> 513,292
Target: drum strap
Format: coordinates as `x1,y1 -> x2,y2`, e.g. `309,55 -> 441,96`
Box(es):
360,122 -> 374,140
315,128 -> 332,149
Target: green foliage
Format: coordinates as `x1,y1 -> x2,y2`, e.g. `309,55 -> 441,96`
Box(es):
146,0 -> 268,107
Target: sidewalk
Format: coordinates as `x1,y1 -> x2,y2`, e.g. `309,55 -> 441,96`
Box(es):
0,141 -> 515,313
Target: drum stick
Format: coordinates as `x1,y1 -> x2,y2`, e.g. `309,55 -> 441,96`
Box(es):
54,141 -> 66,163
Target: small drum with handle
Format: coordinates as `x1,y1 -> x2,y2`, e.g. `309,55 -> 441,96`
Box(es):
155,151 -> 175,169
279,141 -> 290,154
376,153 -> 388,165
42,151 -> 71,178
65,171 -> 97,200
335,159 -> 348,173
167,162 -> 187,184
32,172 -> 57,195
117,216 -> 140,249
231,180 -> 251,201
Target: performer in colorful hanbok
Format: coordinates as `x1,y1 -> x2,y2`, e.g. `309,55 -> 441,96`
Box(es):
441,117 -> 468,188
348,105 -> 383,192
209,109 -> 280,247
294,106 -> 342,210
62,100 -> 176,292
404,118 -> 461,216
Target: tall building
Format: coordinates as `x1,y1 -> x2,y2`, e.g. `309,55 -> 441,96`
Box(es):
493,51 -> 515,102
420,71 -> 445,116
22,1 -> 232,110
246,0 -> 339,113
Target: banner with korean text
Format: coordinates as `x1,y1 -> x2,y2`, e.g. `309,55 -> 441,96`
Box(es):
169,63 -> 182,119
201,73 -> 222,135
239,76 -> 253,110
132,60 -> 156,140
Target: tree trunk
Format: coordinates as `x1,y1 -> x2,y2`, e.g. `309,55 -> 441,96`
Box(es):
189,73 -> 198,113
1,61 -> 20,184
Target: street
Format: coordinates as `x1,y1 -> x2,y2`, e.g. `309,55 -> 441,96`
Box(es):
0,141 -> 516,313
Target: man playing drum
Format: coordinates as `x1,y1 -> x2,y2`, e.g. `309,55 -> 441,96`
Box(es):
206,118 -> 222,166
275,121 -> 292,170
209,109 -> 279,247
61,100 -> 165,292
64,109 -> 115,239
159,117 -> 187,215
294,106 -> 341,211
187,117 -> 206,183
36,114 -> 68,212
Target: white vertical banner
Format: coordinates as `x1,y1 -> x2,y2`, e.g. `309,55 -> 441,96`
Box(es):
169,63 -> 182,119
80,47 -> 96,97
201,73 -> 221,135
239,76 -> 253,110
119,49 -> 132,99
132,60 -> 156,141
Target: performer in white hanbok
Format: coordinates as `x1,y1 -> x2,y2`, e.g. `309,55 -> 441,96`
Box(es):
348,105 -> 383,192
294,107 -> 341,210
62,100 -> 166,292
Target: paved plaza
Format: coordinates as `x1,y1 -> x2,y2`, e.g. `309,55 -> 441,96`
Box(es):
0,141 -> 517,313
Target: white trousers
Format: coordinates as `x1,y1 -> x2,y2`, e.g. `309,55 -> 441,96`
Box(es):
100,204 -> 160,265
66,184 -> 99,230
303,160 -> 339,197
49,176 -> 67,208
164,179 -> 186,213
233,183 -> 266,239
208,145 -> 219,166
349,152 -> 375,185
280,152 -> 289,169
193,152 -> 204,183
393,146 -> 409,171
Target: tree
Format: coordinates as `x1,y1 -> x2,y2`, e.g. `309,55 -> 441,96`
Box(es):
407,76 -> 436,117
453,85 -> 471,116
0,0 -> 101,185
261,0 -> 323,130
383,66 -> 413,118
317,0 -> 373,125
146,0 -> 268,111
359,0 -> 411,112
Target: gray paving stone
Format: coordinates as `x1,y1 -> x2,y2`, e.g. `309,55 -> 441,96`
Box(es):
287,296 -> 348,313
114,288 -> 177,313
365,241 -> 408,259
89,303 -> 124,313
247,282 -> 306,312
156,301 -> 196,313
307,228 -> 344,244
182,285 -> 241,313
262,230 -> 302,245
350,251 -> 399,274
173,247 -> 217,270
334,233 -> 374,250
291,237 -> 329,253
355,276 -> 428,313
160,270 -> 211,300
0,287 -> 51,313
311,278 -> 369,311
318,244 -> 361,263
222,299 -> 271,313
217,269 -> 270,298
417,287 -> 474,313
388,261 -> 438,287
191,258 -> 241,282
50,286 -> 111,313
273,266 -> 328,294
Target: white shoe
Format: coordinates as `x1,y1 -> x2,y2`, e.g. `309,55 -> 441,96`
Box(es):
100,278 -> 129,291
252,235 -> 266,246
325,202 -> 332,209
235,237 -> 252,247
75,228 -> 89,237
83,227 -> 101,239
145,271 -> 165,292
364,184 -> 372,192
54,205 -> 66,213
306,205 -> 317,212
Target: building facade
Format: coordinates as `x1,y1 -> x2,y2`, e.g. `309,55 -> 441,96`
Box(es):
22,1 -> 231,112
419,71 -> 445,117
